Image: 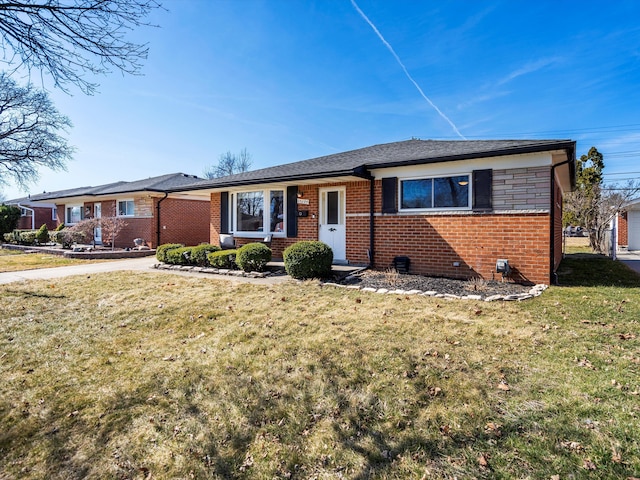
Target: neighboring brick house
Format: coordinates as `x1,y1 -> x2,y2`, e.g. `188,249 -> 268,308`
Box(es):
171,139 -> 576,285
28,173 -> 210,248
4,197 -> 58,230
617,198 -> 640,251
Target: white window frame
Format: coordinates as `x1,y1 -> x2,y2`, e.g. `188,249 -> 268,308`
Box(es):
52,206 -> 58,221
399,173 -> 472,212
65,204 -> 84,224
117,199 -> 135,217
230,188 -> 286,237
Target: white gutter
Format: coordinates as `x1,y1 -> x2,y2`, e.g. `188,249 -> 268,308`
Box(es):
16,204 -> 35,230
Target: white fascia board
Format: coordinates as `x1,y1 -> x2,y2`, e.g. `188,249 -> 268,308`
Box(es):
369,152 -> 552,179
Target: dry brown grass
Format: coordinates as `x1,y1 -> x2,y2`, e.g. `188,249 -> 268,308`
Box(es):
0,249 -> 105,273
0,263 -> 638,479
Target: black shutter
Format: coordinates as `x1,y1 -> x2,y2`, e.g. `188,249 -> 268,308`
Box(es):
286,186 -> 298,238
220,192 -> 229,234
473,169 -> 492,211
381,177 -> 397,213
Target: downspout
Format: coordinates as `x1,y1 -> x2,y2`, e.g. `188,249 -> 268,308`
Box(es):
17,204 -> 35,230
550,158 -> 573,285
369,177 -> 375,267
156,192 -> 168,248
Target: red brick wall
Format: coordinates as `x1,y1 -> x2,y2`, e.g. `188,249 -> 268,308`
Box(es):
618,211 -> 628,246
16,206 -> 57,230
371,213 -> 550,284
209,178 -> 554,285
157,198 -> 210,247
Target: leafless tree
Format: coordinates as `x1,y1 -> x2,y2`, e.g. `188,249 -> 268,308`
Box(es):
0,0 -> 163,94
204,148 -> 252,179
64,215 -> 127,249
0,72 -> 73,187
99,215 -> 127,250
566,179 -> 640,253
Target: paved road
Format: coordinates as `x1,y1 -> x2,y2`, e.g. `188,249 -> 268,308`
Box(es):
0,256 -> 289,285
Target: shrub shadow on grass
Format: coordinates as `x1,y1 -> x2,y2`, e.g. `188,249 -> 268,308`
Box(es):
557,254 -> 640,288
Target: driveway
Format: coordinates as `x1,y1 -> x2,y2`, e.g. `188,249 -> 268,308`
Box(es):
617,250 -> 640,275
0,256 -> 289,286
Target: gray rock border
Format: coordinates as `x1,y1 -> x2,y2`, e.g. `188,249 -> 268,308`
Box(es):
152,262 -> 275,279
320,281 -> 548,301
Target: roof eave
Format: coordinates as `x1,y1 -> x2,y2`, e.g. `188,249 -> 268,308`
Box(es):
168,168 -> 372,193
369,141 -> 577,170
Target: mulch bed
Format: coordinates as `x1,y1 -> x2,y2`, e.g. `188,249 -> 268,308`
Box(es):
342,270 -> 533,298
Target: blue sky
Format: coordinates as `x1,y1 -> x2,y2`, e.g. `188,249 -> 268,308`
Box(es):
4,0 -> 640,200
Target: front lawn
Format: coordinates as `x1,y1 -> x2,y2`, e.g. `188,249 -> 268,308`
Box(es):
0,255 -> 638,478
0,249 -> 103,273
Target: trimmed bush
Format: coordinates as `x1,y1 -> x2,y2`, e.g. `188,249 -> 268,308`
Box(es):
190,243 -> 221,267
4,230 -> 21,244
236,242 -> 272,272
208,249 -> 237,269
165,246 -> 193,265
156,243 -> 184,263
35,224 -> 49,244
283,241 -> 333,279
19,231 -> 37,245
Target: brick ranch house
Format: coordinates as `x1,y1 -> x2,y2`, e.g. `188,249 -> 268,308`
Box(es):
169,139 -> 577,285
27,173 -> 210,248
4,197 -> 58,231
616,197 -> 640,251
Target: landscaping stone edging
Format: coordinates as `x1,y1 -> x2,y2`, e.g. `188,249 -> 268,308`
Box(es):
151,261 -> 548,301
152,262 -> 276,279
319,281 -> 548,301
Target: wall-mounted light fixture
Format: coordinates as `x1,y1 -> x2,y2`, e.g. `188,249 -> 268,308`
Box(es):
297,191 -> 304,198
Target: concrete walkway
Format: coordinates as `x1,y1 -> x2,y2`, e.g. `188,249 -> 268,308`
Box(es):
617,250 -> 640,275
0,256 -> 291,286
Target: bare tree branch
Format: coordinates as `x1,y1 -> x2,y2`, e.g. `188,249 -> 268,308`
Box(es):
0,0 -> 163,94
0,72 -> 73,187
204,148 -> 253,179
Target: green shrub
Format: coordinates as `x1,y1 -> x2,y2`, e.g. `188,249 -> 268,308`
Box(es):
19,230 -> 37,245
55,223 -> 65,231
156,243 -> 184,263
236,242 -> 272,272
3,230 -> 20,244
208,249 -> 237,269
165,246 -> 193,265
190,243 -> 221,266
35,224 -> 49,244
283,241 -> 333,279
51,229 -> 86,248
0,205 -> 21,236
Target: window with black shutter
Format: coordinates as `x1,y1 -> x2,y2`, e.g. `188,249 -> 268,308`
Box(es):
472,169 -> 492,211
381,177 -> 397,213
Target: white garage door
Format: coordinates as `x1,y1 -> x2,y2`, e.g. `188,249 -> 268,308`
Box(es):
629,210 -> 640,251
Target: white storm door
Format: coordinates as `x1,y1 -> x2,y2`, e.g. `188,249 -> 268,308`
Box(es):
94,203 -> 102,244
629,210 -> 640,251
319,188 -> 346,261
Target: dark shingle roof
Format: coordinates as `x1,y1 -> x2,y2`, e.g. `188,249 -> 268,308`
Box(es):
21,173 -> 203,202
170,139 -> 575,191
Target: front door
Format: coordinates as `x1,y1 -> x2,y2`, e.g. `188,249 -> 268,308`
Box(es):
319,187 -> 346,261
94,203 -> 102,244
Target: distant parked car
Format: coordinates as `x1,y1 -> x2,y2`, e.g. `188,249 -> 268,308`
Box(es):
565,226 -> 587,237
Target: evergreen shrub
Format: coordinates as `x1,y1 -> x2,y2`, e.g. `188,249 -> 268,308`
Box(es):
235,242 -> 272,272
283,241 -> 333,279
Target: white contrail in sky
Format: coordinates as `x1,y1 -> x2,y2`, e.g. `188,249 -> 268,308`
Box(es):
350,0 -> 466,139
